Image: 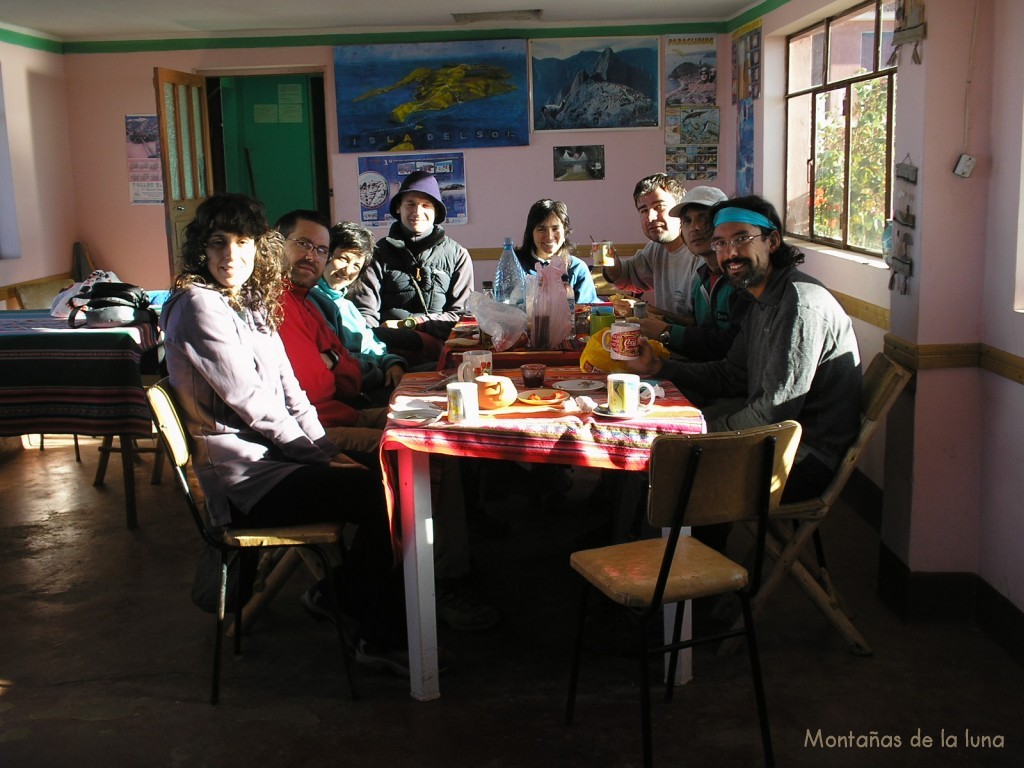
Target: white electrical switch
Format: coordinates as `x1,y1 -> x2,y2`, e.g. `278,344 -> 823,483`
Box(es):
953,154 -> 976,178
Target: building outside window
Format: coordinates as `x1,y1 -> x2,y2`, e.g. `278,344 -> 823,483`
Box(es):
785,1 -> 898,256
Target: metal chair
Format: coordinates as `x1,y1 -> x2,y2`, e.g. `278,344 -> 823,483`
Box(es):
566,421 -> 802,768
146,378 -> 357,704
718,352 -> 913,658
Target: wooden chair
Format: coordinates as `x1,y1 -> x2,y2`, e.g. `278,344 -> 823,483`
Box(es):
565,421 -> 802,768
146,378 -> 357,704
718,353 -> 913,658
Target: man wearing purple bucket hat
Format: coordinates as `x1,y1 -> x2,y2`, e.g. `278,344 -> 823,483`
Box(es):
349,170 -> 474,358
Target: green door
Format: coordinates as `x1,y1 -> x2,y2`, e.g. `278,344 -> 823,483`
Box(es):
217,74 -> 329,225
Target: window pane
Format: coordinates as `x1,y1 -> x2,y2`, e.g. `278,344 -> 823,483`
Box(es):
814,89 -> 846,241
828,3 -> 877,81
786,94 -> 812,237
848,76 -> 890,252
176,84 -> 194,199
162,82 -> 181,201
788,25 -> 824,92
880,1 -> 898,69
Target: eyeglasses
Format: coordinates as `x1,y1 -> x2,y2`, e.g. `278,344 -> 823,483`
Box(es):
288,238 -> 330,259
709,233 -> 769,254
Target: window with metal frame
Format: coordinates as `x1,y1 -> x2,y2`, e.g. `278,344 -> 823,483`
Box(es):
784,1 -> 898,256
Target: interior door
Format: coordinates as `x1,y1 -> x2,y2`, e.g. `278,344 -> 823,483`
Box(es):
153,67 -> 214,275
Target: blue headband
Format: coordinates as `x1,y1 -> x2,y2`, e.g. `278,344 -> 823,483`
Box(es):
713,207 -> 778,230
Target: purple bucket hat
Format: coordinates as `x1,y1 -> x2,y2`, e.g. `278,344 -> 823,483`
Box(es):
389,170 -> 447,224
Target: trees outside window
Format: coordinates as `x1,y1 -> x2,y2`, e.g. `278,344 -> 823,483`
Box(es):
785,1 -> 897,255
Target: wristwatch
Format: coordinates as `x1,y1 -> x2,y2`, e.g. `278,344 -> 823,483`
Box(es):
659,328 -> 672,346
324,349 -> 340,370
400,317 -> 418,329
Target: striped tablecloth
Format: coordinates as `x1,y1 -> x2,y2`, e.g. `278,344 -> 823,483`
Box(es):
382,367 -> 705,472
0,310 -> 162,437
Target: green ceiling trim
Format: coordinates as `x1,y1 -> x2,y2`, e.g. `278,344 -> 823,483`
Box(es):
0,26 -> 62,53
5,0 -> 788,55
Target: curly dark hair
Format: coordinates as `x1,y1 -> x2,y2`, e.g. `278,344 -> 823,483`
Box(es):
707,195 -> 804,268
517,199 -> 576,262
174,193 -> 287,329
632,173 -> 684,209
327,221 -> 377,291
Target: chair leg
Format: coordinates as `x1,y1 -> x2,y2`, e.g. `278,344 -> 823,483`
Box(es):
94,436 -> 114,486
638,617 -> 654,768
565,582 -> 590,725
740,593 -> 774,767
73,434 -> 81,462
314,548 -> 359,700
664,601 -> 686,702
212,554 -> 228,705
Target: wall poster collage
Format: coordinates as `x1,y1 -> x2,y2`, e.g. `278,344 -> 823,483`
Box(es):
664,36 -> 719,182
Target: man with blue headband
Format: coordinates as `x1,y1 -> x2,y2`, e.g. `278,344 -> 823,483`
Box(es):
626,194 -> 862,503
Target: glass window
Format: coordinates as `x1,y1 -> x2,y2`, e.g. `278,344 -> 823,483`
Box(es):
785,1 -> 896,255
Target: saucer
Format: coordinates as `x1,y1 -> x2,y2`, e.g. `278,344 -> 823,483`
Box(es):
517,388 -> 569,405
387,408 -> 443,427
592,404 -> 650,420
552,379 -> 604,395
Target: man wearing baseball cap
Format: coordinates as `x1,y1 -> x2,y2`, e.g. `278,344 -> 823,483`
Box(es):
639,184 -> 749,361
349,170 -> 474,356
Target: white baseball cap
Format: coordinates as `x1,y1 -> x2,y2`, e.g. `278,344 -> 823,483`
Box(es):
668,186 -> 728,217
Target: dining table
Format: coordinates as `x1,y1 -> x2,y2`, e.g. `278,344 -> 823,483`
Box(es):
380,365 -> 706,700
0,309 -> 163,528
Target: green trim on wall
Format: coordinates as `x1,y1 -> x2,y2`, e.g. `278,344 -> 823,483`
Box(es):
727,0 -> 792,31
4,0 -> 789,54
0,26 -> 62,53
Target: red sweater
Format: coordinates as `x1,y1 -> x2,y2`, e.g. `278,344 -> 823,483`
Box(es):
279,285 -> 362,427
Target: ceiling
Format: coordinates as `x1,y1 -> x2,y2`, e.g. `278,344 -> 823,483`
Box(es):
0,1 -> 759,43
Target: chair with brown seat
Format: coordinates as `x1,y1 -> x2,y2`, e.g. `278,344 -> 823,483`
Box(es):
146,378 -> 357,704
718,352 -> 913,658
565,421 -> 802,768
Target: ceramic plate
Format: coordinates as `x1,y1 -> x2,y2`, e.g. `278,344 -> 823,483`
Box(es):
592,404 -> 650,420
387,408 -> 443,427
517,388 -> 569,405
552,379 -> 604,395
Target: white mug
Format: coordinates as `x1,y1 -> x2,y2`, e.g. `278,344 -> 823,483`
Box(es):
600,321 -> 642,361
457,350 -> 493,382
446,382 -> 479,424
606,373 -> 657,417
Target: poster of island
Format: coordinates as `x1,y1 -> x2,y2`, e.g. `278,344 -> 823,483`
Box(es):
357,153 -> 467,227
665,36 -> 718,107
334,40 -> 529,153
530,37 -> 660,131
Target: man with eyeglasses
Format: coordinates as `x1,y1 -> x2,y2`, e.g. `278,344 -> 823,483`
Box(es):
626,194 -> 862,502
628,185 -> 750,361
602,173 -> 699,318
274,209 -> 394,444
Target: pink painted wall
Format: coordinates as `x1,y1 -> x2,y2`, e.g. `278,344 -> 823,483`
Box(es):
0,42 -> 77,287
58,42 -> 737,292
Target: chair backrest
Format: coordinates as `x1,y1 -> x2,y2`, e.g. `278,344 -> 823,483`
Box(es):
809,352 -> 912,511
147,378 -> 220,545
647,420 -> 802,530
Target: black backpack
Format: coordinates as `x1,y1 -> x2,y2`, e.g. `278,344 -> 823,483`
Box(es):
67,282 -> 157,328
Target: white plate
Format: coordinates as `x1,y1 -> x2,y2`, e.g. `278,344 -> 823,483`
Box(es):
517,388 -> 569,405
388,408 -> 443,427
592,404 -> 651,420
553,379 -> 604,395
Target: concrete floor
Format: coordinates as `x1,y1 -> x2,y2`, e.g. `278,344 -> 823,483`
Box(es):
1,436 -> 1023,767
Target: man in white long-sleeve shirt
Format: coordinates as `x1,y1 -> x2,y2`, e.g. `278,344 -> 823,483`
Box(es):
602,173 -> 700,317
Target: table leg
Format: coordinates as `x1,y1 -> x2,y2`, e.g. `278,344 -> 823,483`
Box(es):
664,526 -> 692,686
397,447 -> 440,701
120,435 -> 137,529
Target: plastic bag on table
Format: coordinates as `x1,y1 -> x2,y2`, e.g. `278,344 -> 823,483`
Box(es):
527,260 -> 573,350
466,291 -> 528,352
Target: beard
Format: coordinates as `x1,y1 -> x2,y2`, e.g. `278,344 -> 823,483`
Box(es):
723,258 -> 770,290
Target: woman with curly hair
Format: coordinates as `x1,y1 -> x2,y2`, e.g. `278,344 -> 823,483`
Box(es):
161,194 -> 408,671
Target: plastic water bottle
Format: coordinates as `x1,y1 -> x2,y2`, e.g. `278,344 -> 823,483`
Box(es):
493,237 -> 526,309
